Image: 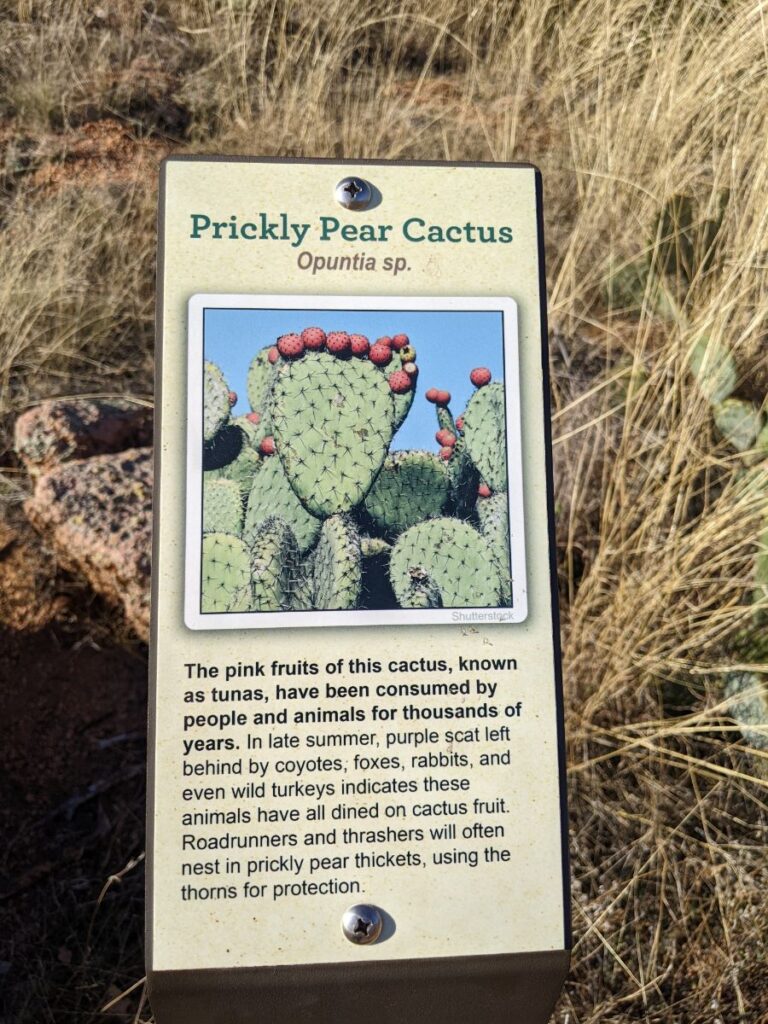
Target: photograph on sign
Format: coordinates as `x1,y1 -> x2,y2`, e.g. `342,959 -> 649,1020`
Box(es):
184,294 -> 526,630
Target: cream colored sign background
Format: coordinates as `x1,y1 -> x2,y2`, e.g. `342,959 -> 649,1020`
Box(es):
151,159 -> 567,972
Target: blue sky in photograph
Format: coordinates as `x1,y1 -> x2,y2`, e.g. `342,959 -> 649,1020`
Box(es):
204,306 -> 506,450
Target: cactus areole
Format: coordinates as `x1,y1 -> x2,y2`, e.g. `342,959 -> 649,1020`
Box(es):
151,160 -> 568,1024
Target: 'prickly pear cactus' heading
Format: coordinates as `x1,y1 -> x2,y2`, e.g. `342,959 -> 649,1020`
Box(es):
201,329 -> 513,612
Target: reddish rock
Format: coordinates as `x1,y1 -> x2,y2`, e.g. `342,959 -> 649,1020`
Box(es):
15,399 -> 152,473
25,448 -> 152,641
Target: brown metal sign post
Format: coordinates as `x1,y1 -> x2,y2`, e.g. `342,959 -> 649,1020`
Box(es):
148,157 -> 569,1023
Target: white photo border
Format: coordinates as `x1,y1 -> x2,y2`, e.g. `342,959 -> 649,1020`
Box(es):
184,294 -> 527,630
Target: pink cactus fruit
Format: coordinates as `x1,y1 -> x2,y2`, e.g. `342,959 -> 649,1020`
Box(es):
369,342 -> 393,367
268,346 -> 279,364
438,446 -> 453,460
259,435 -> 276,456
349,333 -> 371,357
470,366 -> 492,387
435,429 -> 456,447
391,334 -> 409,351
301,326 -> 326,350
388,370 -> 412,394
425,387 -> 440,403
436,390 -> 451,406
455,415 -> 464,432
477,483 -> 492,498
246,411 -> 261,425
403,361 -> 418,378
277,333 -> 304,359
326,331 -> 351,355
375,335 -> 393,349
228,390 -> 238,406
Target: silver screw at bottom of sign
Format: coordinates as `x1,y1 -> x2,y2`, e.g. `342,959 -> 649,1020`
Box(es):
342,904 -> 383,945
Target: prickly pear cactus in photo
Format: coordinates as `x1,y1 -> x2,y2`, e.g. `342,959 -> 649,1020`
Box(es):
436,405 -> 456,436
462,381 -> 507,492
361,536 -> 391,559
271,352 -> 396,517
200,323 -> 514,614
201,533 -> 252,612
390,518 -> 503,608
392,385 -> 415,432
206,442 -> 262,499
477,492 -> 512,605
249,517 -> 302,612
203,478 -> 244,537
244,453 -> 321,554
204,361 -> 231,442
313,514 -> 362,610
364,451 -> 449,534
234,413 -> 271,452
246,345 -> 277,417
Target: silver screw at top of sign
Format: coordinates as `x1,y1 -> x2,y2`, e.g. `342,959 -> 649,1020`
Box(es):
341,904 -> 383,945
335,176 -> 373,211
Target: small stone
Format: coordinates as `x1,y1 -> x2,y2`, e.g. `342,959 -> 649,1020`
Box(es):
24,447 -> 152,641
14,398 -> 152,474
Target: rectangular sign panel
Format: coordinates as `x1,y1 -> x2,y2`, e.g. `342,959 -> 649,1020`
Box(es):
149,157 -> 569,1024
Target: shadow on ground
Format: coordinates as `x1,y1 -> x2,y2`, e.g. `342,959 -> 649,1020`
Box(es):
0,628 -> 148,1023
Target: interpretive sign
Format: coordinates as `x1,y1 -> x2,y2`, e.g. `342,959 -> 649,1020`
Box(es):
148,157 -> 570,1024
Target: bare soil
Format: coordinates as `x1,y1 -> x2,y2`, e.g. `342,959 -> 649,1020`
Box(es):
0,627 -> 148,1023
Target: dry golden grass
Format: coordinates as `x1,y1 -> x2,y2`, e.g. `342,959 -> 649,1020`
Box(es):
1,1 -> 767,1021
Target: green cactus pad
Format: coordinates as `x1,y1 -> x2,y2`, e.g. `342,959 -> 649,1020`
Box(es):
690,336 -> 737,404
313,514 -> 362,610
477,493 -> 512,605
203,478 -> 244,537
389,518 -> 502,608
244,454 -> 322,554
462,381 -> 507,492
361,536 -> 392,559
436,405 -> 456,435
201,533 -> 252,613
446,437 -> 479,519
206,441 -> 262,499
249,516 -> 302,612
392,387 -> 415,432
204,361 -> 232,442
713,398 -> 764,452
246,345 -> 277,414
724,672 -> 768,751
364,450 -> 449,534
271,352 -> 396,516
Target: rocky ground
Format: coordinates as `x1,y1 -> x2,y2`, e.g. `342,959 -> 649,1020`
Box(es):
1,402 -> 152,1020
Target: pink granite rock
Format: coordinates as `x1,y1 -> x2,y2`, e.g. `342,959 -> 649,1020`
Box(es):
15,399 -> 152,473
24,447 -> 152,641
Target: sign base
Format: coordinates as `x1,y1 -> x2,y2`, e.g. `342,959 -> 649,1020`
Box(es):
149,950 -> 569,1024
